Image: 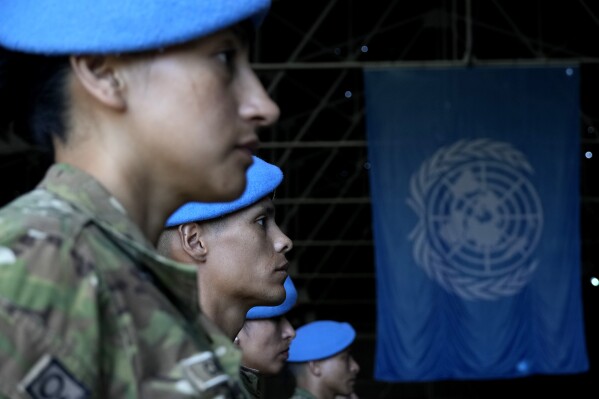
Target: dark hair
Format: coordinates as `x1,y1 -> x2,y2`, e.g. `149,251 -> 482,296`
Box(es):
0,47 -> 71,156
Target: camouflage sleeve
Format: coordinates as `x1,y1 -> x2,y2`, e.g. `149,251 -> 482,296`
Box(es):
0,228 -> 98,398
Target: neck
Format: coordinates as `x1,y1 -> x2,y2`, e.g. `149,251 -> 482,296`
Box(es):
55,97 -> 186,245
297,379 -> 335,399
199,287 -> 248,340
55,143 -> 182,245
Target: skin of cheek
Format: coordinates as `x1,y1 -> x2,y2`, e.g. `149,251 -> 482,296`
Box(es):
204,200 -> 287,309
320,353 -> 355,396
123,47 -> 247,203
241,318 -> 292,375
232,221 -> 282,301
205,218 -> 269,304
239,321 -> 274,372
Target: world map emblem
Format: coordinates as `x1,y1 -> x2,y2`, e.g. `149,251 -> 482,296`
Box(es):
407,139 -> 543,300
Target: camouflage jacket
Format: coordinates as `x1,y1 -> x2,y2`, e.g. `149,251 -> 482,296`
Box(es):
289,387 -> 317,399
239,366 -> 261,399
0,163 -> 249,398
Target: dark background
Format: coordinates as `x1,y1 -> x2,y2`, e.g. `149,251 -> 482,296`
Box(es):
1,1 -> 599,398
252,1 -> 599,398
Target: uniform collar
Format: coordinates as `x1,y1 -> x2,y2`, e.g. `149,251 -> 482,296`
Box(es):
239,365 -> 261,399
294,387 -> 318,399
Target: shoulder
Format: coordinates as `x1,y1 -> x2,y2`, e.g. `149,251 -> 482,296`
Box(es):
0,188 -> 90,244
0,192 -> 101,393
0,189 -> 105,281
0,188 -> 106,339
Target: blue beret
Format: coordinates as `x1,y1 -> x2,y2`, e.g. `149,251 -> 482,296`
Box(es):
288,320 -> 356,362
166,156 -> 282,227
246,277 -> 297,320
0,0 -> 270,55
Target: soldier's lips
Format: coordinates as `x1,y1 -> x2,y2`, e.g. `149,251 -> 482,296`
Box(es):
275,262 -> 288,273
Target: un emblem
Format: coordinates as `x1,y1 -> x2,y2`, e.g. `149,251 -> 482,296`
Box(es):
407,139 -> 543,300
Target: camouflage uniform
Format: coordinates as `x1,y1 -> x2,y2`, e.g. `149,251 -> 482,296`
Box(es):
239,366 -> 261,399
0,163 -> 249,398
289,387 -> 317,399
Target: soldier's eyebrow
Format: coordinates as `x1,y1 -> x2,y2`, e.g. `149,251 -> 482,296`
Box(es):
230,19 -> 253,48
264,202 -> 275,217
253,200 -> 275,218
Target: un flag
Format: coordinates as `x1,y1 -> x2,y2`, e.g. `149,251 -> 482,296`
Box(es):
364,66 -> 588,381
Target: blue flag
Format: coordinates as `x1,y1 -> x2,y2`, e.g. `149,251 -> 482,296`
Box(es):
363,66 -> 588,381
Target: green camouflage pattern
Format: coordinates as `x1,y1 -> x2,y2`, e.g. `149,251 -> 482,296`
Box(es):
289,387 -> 317,399
239,366 -> 261,399
0,163 -> 250,398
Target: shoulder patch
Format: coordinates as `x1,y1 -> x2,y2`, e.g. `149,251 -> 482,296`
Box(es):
19,355 -> 90,399
181,351 -> 230,392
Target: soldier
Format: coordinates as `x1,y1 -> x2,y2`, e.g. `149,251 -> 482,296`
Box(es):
234,276 -> 298,398
157,156 -> 293,397
287,321 -> 361,399
0,0 -> 278,397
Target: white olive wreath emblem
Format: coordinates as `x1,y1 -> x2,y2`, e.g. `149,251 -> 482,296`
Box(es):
407,138 -> 542,300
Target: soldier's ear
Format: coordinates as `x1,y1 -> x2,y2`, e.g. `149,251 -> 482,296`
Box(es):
177,223 -> 208,262
70,55 -> 127,111
308,361 -> 322,377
